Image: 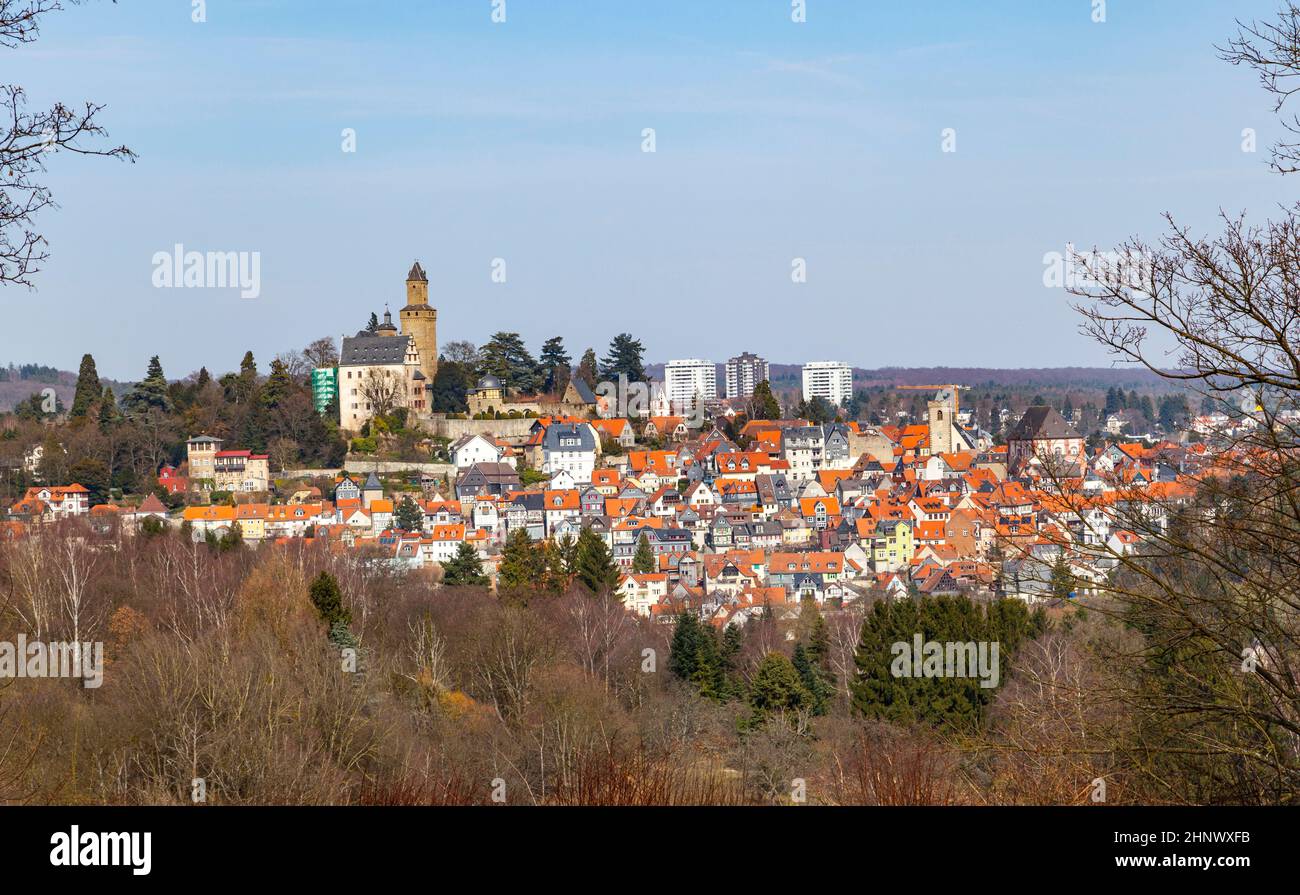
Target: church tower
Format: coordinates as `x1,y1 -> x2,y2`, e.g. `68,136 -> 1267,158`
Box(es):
399,261 -> 438,384
927,387 -> 958,455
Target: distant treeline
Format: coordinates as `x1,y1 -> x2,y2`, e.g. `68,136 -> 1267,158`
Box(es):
0,363 -> 62,384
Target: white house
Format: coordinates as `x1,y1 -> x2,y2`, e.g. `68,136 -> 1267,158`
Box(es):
542,423 -> 597,483
450,433 -> 504,469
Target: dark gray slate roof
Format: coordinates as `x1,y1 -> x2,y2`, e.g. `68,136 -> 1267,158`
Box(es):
1008,405 -> 1080,441
544,423 -> 596,452
341,334 -> 412,366
567,377 -> 596,404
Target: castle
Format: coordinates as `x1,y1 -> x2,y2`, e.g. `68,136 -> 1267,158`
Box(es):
337,262 -> 439,432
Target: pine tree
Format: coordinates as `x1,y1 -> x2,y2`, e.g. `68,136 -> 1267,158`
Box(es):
480,332 -> 539,392
575,526 -> 621,594
260,358 -> 293,408
123,356 -> 171,414
576,348 -> 599,388
499,528 -> 545,593
234,351 -> 259,405
96,386 -> 118,432
792,643 -> 831,715
669,612 -> 705,681
748,652 -> 810,728
309,571 -> 351,627
538,336 -> 572,393
1049,552 -> 1075,600
631,532 -> 655,573
601,333 -> 646,383
747,379 -> 781,421
394,494 -> 424,532
70,354 -> 101,419
441,540 -> 489,586
720,623 -> 746,700
691,633 -> 725,701
554,532 -> 578,575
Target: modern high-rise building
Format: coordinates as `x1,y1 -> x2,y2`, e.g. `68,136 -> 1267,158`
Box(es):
725,352 -> 769,398
801,361 -> 854,407
663,358 -> 718,413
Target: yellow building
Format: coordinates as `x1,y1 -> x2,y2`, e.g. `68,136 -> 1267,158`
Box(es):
871,519 -> 914,572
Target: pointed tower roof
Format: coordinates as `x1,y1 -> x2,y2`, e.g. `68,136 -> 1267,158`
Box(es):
407,260 -> 427,282
377,306 -> 398,334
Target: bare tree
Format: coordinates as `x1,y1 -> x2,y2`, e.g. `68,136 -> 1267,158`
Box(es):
302,336 -> 339,370
1064,5 -> 1300,801
441,340 -> 479,367
274,351 -> 310,381
1221,3 -> 1300,174
2,529 -> 55,637
268,437 -> 300,473
1,1 -> 135,287
359,368 -> 403,420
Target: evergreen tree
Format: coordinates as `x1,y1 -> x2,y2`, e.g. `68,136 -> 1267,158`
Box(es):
601,333 -> 646,383
233,351 -> 259,405
97,386 -> 118,432
480,332 -> 539,392
367,312 -> 379,333
394,494 -> 424,532
538,336 -> 572,393
720,623 -> 746,700
499,528 -> 545,593
748,652 -> 810,728
70,353 -> 101,419
575,348 -> 599,388
1049,552 -> 1076,600
309,571 -> 351,628
631,531 -> 655,573
217,521 -> 243,552
260,358 -> 293,408
575,526 -> 621,594
691,633 -> 725,701
850,594 -> 1044,730
431,361 -> 473,413
123,356 -> 172,414
540,539 -> 571,595
441,541 -> 489,586
669,612 -> 706,681
747,379 -> 781,421
554,532 -> 578,576
792,643 -> 832,715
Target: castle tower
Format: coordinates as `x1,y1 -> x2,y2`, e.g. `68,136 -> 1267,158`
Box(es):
399,260 -> 438,384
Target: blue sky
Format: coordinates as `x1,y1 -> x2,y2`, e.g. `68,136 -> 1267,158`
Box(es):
3,0 -> 1292,379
